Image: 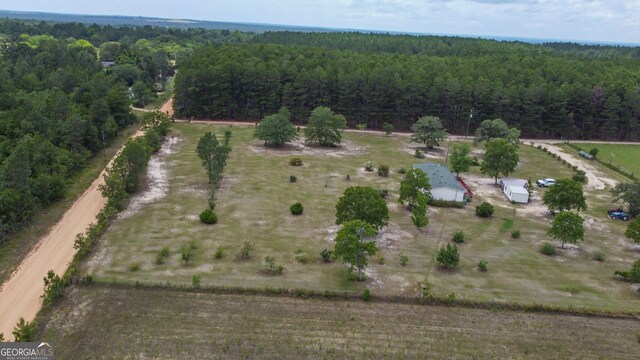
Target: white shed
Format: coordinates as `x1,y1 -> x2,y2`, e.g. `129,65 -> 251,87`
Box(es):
414,163 -> 466,203
499,178 -> 529,204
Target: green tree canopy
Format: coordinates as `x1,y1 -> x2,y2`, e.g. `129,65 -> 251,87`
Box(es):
254,107 -> 297,147
611,183 -> 640,217
333,220 -> 378,281
399,168 -> 432,207
196,132 -> 220,185
625,218 -> 640,244
480,138 -> 519,183
449,142 -> 473,175
304,106 -> 347,147
335,186 -> 389,230
547,211 -> 584,248
475,119 -> 520,143
542,179 -> 587,213
411,116 -> 448,149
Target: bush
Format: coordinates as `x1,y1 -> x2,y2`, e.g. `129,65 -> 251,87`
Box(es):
156,246 -> 170,264
236,241 -> 254,261
377,255 -> 385,265
289,175 -> 297,183
378,189 -> 389,199
12,318 -> 36,342
362,288 -> 372,302
320,248 -> 333,263
572,172 -> 587,184
475,202 -> 494,218
614,259 -> 640,282
290,202 -> 304,215
593,250 -> 605,262
128,263 -> 140,272
471,156 -> 480,166
356,123 -> 367,130
378,164 -> 390,177
398,167 -> 407,174
436,244 -> 460,269
295,254 -> 309,264
364,161 -> 374,171
540,242 -> 556,256
414,148 -> 425,159
452,231 -> 465,244
478,259 -> 488,272
399,253 -> 409,266
214,246 -> 224,260
192,274 -> 201,288
263,256 -> 284,275
199,208 -> 218,224
181,241 -> 198,264
511,230 -> 521,239
289,157 -> 303,166
430,200 -> 465,208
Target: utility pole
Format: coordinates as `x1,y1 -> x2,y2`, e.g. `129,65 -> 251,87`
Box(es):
465,108 -> 473,139
445,133 -> 452,164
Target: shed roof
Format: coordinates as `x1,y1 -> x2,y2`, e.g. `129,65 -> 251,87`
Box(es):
508,185 -> 529,195
413,163 -> 464,191
500,178 -> 527,187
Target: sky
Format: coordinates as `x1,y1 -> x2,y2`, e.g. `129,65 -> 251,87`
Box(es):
2,0 -> 640,43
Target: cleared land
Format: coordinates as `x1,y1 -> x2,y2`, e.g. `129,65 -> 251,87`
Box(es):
37,286 -> 640,359
86,124 -> 640,312
569,143 -> 640,178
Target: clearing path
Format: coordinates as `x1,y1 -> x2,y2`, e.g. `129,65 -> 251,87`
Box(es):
529,141 -> 617,190
0,96 -> 170,339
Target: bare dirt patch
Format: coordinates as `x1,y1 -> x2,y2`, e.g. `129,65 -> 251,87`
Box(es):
248,138 -> 366,157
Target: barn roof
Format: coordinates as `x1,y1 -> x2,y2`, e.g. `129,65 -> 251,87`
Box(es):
413,163 -> 464,191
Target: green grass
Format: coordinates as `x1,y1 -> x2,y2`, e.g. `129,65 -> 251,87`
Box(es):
86,125 -> 640,312
36,286 -> 640,359
574,143 -> 640,178
0,123 -> 140,284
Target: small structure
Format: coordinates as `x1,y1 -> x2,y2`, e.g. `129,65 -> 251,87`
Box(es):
413,163 -> 465,203
101,61 -> 116,68
499,178 -> 529,204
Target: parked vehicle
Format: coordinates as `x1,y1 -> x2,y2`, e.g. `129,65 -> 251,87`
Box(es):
536,178 -> 556,187
608,208 -> 629,221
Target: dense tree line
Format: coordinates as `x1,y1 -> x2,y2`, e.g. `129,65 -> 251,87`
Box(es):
0,30 -> 137,242
175,40 -> 640,140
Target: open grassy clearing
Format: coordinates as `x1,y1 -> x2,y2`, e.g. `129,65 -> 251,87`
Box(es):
37,286 -> 640,360
555,143 -> 635,185
0,123 -> 141,284
567,143 -> 640,178
86,124 -> 640,312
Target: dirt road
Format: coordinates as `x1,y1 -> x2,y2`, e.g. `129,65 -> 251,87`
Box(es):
0,126 -> 149,341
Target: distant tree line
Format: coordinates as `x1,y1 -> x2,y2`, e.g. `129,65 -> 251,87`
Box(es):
174,42 -> 640,140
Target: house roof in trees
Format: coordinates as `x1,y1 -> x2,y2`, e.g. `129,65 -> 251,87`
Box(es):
413,163 -> 464,191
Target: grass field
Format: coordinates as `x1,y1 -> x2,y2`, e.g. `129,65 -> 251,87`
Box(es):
36,286 -> 640,359
573,143 -> 640,178
85,124 -> 640,312
0,123 -> 141,284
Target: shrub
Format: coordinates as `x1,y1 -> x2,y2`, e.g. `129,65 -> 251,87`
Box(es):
320,248 -> 333,263
263,256 -> 284,275
289,175 -> 297,183
290,202 -> 304,215
540,242 -> 556,256
399,253 -> 409,266
614,259 -> 640,282
377,255 -> 385,265
471,156 -> 480,166
289,157 -> 303,166
414,148 -> 425,159
436,244 -> 460,269
192,274 -> 201,288
430,200 -> 465,208
475,202 -> 494,218
511,230 -> 521,239
236,241 -> 254,261
593,250 -> 605,262
181,242 -> 197,264
363,288 -> 372,302
199,208 -> 218,224
12,318 -> 36,342
378,189 -> 389,199
572,172 -> 587,183
295,254 -> 308,264
378,164 -> 390,177
398,167 -> 407,174
364,161 -> 374,171
128,263 -> 140,272
156,246 -> 171,265
345,174 -> 351,181
478,259 -> 488,272
42,270 -> 64,306
214,246 -> 224,260
452,231 -> 465,244
356,123 -> 367,130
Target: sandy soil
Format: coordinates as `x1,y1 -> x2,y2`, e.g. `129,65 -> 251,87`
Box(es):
0,96 -> 170,339
248,138 -> 366,157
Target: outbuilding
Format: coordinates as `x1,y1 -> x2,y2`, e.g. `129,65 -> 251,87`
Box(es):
499,178 -> 530,204
413,163 -> 466,203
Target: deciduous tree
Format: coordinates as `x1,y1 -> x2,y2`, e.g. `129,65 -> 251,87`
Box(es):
333,220 -> 378,281
304,106 -> 347,147
254,107 -> 297,147
411,116 -> 447,149
336,186 -> 389,230
480,138 -> 519,183
449,143 -> 473,175
547,211 -> 584,248
399,168 -> 432,207
542,179 -> 587,213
